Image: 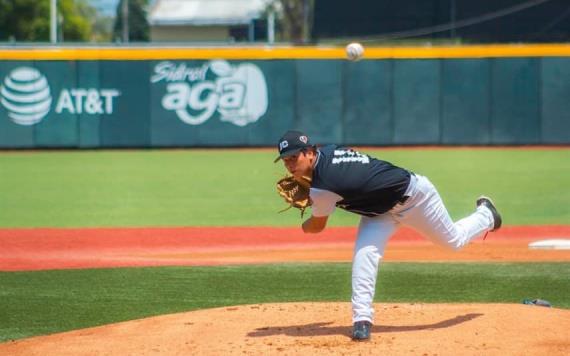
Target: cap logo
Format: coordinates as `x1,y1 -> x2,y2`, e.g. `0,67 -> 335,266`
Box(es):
299,135 -> 308,144
279,140 -> 289,152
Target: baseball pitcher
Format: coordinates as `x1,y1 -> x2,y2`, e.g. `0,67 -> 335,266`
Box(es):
275,130 -> 502,341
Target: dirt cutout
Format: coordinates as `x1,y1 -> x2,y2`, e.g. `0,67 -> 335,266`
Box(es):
2,303 -> 569,356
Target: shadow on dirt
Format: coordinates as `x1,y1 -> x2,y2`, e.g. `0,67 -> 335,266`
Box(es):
247,313 -> 483,338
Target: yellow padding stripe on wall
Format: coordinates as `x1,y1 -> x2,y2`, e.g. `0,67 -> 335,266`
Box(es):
2,44 -> 570,60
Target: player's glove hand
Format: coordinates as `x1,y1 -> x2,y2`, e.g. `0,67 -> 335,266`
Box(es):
276,175 -> 312,217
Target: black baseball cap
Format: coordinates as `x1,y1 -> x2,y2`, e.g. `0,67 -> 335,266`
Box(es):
274,130 -> 314,163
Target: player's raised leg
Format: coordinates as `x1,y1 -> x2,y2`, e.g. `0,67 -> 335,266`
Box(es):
392,175 -> 501,250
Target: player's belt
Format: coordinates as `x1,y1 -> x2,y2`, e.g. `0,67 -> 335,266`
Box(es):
398,171 -> 417,205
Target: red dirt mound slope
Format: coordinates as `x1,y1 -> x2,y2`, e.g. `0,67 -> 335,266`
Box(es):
2,303 -> 568,356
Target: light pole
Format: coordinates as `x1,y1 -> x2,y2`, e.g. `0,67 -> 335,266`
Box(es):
50,0 -> 57,43
450,0 -> 457,38
122,0 -> 129,43
302,0 -> 309,43
267,11 -> 275,44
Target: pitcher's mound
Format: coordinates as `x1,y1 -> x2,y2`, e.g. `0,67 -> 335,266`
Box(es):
2,303 -> 569,356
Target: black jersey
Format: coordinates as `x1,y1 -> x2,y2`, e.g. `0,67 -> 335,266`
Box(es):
311,145 -> 411,217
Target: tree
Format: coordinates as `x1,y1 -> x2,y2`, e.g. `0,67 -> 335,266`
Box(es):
113,0 -> 149,42
266,0 -> 315,43
0,0 -> 92,42
91,15 -> 114,42
59,0 -> 93,41
76,0 -> 113,42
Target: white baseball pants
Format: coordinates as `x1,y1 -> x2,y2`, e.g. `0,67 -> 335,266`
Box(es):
351,174 -> 494,323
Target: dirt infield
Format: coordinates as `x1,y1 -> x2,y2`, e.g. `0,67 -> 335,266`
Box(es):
1,302 -> 569,356
1,226 -> 569,271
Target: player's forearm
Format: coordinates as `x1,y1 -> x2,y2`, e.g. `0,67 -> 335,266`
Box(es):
302,219 -> 323,233
302,216 -> 327,234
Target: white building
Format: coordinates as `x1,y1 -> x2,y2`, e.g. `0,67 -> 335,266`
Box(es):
148,0 -> 270,42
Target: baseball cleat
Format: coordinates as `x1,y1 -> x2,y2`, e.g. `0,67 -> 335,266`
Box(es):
352,320 -> 372,341
477,196 -> 502,231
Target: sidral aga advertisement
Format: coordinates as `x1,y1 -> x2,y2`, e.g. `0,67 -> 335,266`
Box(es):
151,60 -> 268,127
0,57 -> 569,148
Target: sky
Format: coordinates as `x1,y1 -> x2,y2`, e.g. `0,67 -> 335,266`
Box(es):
88,0 -> 119,16
88,0 -> 157,17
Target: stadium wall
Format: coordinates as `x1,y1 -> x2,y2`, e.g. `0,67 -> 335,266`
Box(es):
0,46 -> 569,148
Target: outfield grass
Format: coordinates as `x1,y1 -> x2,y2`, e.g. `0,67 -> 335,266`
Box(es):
0,148 -> 569,227
0,262 -> 568,342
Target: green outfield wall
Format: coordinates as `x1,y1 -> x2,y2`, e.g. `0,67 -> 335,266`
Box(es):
1,46 -> 569,148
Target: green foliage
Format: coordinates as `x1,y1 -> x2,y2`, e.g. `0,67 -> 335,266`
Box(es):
112,0 -> 149,42
0,0 -> 46,41
0,0 -> 93,42
0,262 -> 567,341
0,148 -> 568,228
59,0 -> 92,41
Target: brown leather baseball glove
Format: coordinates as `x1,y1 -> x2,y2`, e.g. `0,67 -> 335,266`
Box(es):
276,175 -> 312,217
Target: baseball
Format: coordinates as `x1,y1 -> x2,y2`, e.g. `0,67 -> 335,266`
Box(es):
345,42 -> 364,61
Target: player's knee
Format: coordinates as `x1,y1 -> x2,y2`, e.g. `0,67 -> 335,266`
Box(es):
432,234 -> 464,252
445,238 -> 466,252
432,230 -> 467,252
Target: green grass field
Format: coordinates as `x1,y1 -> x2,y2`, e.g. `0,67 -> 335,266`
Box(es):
0,148 -> 569,227
1,263 -> 568,342
0,148 -> 569,342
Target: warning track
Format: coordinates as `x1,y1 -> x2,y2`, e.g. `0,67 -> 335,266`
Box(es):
1,226 -> 569,271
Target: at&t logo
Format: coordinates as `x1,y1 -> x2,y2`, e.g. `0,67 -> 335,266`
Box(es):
0,66 -> 121,126
0,67 -> 51,125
